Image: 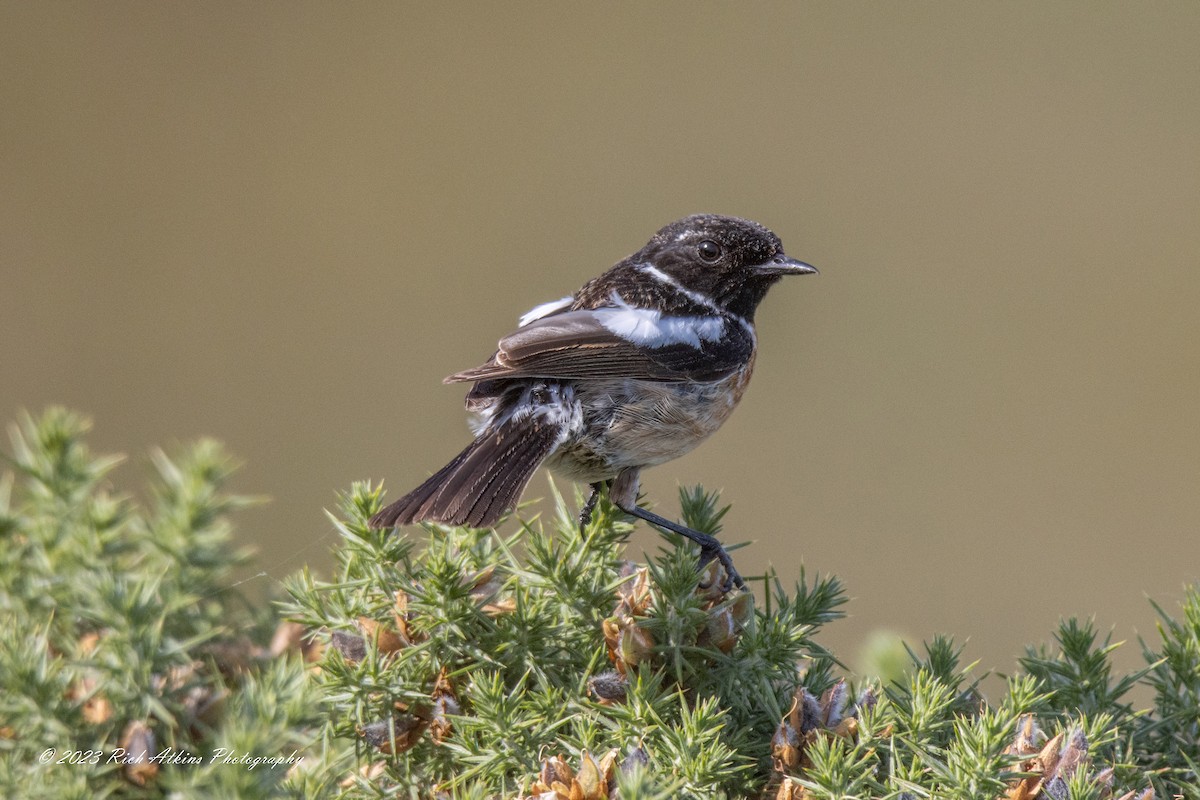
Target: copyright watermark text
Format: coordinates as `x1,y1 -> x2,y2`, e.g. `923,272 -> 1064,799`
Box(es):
39,747 -> 304,771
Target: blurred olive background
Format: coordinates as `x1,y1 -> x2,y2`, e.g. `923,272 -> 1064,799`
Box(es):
3,2 -> 1199,684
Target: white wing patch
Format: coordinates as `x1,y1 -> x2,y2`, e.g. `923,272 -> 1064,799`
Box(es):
519,296 -> 574,327
594,292 -> 725,349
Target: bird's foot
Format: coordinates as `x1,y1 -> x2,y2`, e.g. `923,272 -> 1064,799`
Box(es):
698,542 -> 746,593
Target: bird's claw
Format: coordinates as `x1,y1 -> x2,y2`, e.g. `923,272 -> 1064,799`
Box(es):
699,544 -> 746,593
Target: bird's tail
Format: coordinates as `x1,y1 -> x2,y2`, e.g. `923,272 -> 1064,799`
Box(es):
369,405 -> 566,530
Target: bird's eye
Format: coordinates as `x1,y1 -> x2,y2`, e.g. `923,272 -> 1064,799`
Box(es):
697,240 -> 722,261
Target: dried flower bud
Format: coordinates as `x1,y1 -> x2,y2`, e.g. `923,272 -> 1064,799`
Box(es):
575,750 -> 604,799
775,776 -> 812,800
614,566 -> 653,616
393,591 -> 425,644
695,559 -> 727,603
697,605 -> 739,653
338,760 -> 388,788
771,709 -> 802,771
119,720 -> 158,787
1053,728 -> 1089,780
797,688 -> 822,734
69,672 -> 113,725
356,616 -> 406,655
588,670 -> 628,704
618,621 -> 654,667
359,714 -> 426,754
464,566 -> 503,607
1006,714 -> 1043,757
269,620 -> 307,658
181,684 -> 227,735
620,745 -> 650,775
854,686 -> 877,716
1112,790 -> 1155,800
331,630 -> 368,664
729,591 -> 753,624
535,754 -> 575,792
820,679 -> 850,728
429,669 -> 460,743
529,750 -> 617,800
602,614 -> 654,673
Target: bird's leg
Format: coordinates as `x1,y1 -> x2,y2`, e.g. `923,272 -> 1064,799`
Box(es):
579,481 -> 605,531
620,504 -> 747,592
608,469 -> 745,591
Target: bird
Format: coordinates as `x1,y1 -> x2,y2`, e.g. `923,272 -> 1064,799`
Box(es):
369,214 -> 817,589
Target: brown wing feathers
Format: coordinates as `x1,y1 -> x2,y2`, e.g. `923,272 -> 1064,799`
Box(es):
444,309 -> 753,385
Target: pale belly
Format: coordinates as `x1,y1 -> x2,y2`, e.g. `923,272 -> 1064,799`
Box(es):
544,369 -> 752,483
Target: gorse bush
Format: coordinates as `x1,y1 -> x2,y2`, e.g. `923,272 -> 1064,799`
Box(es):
282,489 -> 1195,800
0,408 -> 326,799
281,478 -> 846,799
1,408 -> 1197,798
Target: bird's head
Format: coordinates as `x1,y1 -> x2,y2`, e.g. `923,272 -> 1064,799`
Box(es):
636,214 -> 817,319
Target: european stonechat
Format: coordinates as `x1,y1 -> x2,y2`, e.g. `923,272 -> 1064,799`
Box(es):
370,214 -> 817,589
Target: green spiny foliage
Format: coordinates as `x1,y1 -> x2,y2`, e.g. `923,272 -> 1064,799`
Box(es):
1139,589 -> 1200,798
284,478 -> 1195,800
0,408 -> 323,799
4,408 -> 1200,799
280,479 -> 847,799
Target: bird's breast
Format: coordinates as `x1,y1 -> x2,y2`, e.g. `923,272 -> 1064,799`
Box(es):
545,356 -> 756,481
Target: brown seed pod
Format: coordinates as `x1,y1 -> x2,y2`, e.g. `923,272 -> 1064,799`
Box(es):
269,620 -> 308,658
529,750 -> 618,800
429,668 -> 460,743
356,616 -> 407,655
1112,789 -> 1156,800
68,671 -> 113,725
119,720 -> 158,787
773,682 -> 868,776
358,713 -> 427,755
771,698 -> 803,772
587,670 -> 628,705
330,630 -> 368,664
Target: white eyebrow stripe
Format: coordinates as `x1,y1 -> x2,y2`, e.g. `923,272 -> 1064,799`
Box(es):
518,295 -> 574,327
635,262 -> 756,344
594,291 -> 725,349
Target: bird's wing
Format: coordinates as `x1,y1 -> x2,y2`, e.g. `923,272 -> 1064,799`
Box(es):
444,305 -> 753,384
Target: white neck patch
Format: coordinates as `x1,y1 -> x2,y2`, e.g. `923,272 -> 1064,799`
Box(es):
594,291 -> 725,349
635,262 -> 756,342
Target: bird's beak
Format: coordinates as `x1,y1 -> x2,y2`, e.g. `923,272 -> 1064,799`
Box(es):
754,254 -> 819,276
